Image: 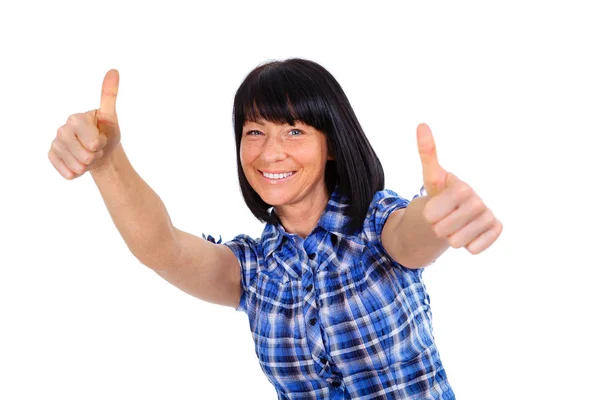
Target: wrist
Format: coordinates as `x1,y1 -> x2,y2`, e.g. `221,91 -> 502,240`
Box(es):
90,142 -> 124,177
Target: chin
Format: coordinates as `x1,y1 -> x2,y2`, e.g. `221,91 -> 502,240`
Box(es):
255,187 -> 293,207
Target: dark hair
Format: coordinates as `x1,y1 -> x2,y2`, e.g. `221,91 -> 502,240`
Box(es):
232,58 -> 385,234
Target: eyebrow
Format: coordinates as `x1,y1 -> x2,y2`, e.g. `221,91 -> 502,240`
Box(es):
244,120 -> 305,129
249,120 -> 264,126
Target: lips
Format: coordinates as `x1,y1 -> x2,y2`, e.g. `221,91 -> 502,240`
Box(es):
259,170 -> 297,183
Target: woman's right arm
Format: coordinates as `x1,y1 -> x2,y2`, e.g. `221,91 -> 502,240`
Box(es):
48,69 -> 241,309
90,144 -> 242,308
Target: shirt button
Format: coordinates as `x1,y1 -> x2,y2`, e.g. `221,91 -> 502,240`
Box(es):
308,253 -> 316,260
305,284 -> 313,292
319,357 -> 328,364
309,317 -> 317,326
331,380 -> 341,388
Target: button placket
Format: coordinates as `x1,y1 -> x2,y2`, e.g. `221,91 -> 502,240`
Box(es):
318,355 -> 330,373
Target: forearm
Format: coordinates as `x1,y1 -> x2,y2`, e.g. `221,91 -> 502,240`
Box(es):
90,143 -> 180,270
396,195 -> 450,268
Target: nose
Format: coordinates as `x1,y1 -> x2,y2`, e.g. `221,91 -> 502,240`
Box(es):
261,135 -> 286,164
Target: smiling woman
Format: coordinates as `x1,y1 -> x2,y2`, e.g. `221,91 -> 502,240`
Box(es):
218,58 -> 457,398
49,58 -> 467,399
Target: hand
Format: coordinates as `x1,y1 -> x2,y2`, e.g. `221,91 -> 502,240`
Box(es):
416,123 -> 503,255
48,69 -> 121,179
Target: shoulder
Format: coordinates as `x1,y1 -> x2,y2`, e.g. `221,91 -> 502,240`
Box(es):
362,188 -> 413,241
368,188 -> 411,215
223,233 -> 261,255
368,185 -> 425,206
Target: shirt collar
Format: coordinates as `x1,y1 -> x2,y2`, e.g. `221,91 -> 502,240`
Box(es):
261,186 -> 354,258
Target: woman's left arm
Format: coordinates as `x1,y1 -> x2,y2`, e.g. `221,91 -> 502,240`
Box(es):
381,123 -> 503,269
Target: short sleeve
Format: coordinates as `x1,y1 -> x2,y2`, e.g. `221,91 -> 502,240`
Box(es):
222,234 -> 260,313
368,188 -> 413,240
365,187 -> 428,272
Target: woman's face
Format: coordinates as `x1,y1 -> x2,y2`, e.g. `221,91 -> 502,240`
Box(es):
240,119 -> 333,208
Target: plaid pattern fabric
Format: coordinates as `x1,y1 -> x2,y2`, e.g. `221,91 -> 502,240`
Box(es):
222,187 -> 454,399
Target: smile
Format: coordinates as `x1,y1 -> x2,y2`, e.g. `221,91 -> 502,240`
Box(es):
260,170 -> 296,182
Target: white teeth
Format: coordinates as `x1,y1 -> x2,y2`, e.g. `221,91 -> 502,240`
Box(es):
263,171 -> 293,180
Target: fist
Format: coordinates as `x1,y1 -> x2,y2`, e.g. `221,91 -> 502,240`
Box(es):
417,123 -> 503,255
48,69 -> 121,179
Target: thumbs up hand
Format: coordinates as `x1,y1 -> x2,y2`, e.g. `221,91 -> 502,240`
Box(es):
48,69 -> 121,179
417,123 -> 503,255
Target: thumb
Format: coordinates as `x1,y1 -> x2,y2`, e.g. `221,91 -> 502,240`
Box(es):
98,69 -> 119,121
417,122 -> 447,197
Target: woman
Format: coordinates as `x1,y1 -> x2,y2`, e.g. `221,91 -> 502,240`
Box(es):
48,58 -> 502,399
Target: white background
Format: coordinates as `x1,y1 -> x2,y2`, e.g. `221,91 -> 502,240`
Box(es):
1,1 -> 599,399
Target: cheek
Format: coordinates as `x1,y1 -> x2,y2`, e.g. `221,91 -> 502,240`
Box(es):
239,143 -> 255,166
296,146 -> 328,169
239,146 -> 262,182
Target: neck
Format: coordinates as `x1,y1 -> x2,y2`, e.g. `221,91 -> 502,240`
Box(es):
274,185 -> 330,239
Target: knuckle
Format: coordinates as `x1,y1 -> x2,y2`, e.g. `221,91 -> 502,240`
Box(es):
422,210 -> 433,224
458,183 -> 473,197
422,203 -> 435,223
495,220 -> 503,236
48,153 -> 59,169
57,126 -> 70,141
487,211 -> 497,224
66,114 -> 81,126
473,197 -> 486,214
88,138 -> 101,152
80,155 -> 91,166
83,153 -> 95,165
51,139 -> 63,153
74,163 -> 87,175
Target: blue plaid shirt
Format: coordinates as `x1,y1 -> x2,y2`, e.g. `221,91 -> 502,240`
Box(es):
222,187 -> 455,399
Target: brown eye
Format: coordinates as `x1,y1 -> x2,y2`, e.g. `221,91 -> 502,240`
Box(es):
289,129 -> 302,136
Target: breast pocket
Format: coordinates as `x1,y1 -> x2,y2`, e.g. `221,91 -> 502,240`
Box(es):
320,241 -> 435,374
